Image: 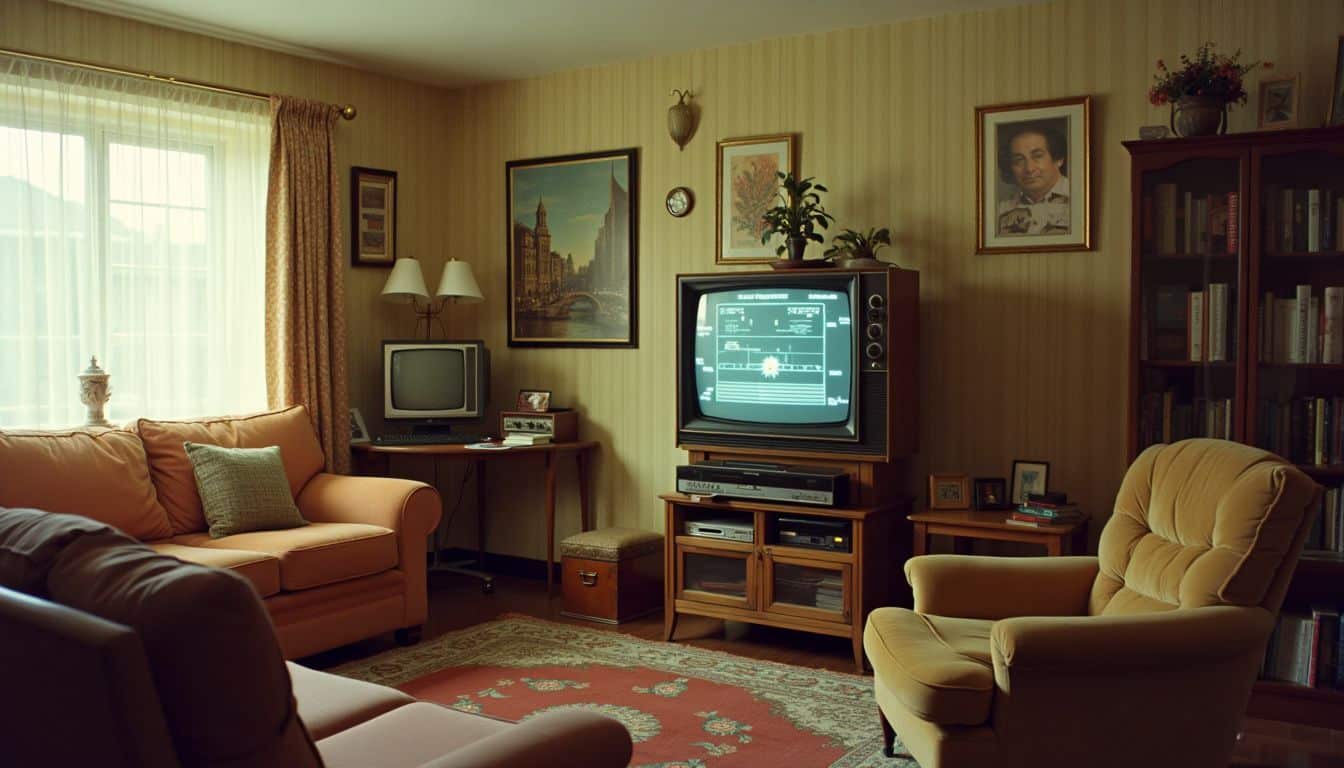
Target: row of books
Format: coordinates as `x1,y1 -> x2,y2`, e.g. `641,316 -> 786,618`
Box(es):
1263,607 -> 1343,689
1256,396 -> 1344,466
1264,186 -> 1344,254
1258,286 -> 1344,364
1143,186 -> 1238,256
1137,393 -> 1234,447
1306,484 -> 1344,554
1147,283 -> 1233,361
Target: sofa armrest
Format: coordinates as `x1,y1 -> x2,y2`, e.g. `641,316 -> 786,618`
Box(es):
416,711 -> 633,768
992,604 -> 1274,671
905,554 -> 1098,620
296,474 -> 441,626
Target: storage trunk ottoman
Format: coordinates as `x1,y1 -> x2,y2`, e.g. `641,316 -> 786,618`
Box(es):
560,527 -> 663,624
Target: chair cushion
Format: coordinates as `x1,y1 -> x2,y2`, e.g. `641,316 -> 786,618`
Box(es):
560,527 -> 662,562
317,702 -> 510,768
863,607 -> 995,726
137,406 -> 327,535
1094,439 -> 1318,615
288,661 -> 414,740
149,542 -> 281,598
0,429 -> 171,540
172,522 -> 397,591
185,442 -> 309,538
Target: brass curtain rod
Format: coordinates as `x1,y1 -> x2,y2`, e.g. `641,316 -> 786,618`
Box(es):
0,46 -> 357,120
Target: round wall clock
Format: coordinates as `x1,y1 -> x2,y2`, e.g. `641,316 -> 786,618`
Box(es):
665,187 -> 693,217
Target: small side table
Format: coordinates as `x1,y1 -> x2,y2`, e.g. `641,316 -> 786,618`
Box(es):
909,509 -> 1089,557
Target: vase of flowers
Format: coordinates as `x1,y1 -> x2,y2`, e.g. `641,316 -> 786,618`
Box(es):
1148,43 -> 1268,137
760,172 -> 836,267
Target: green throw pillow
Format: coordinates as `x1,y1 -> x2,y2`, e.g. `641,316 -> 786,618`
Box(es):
183,442 -> 308,539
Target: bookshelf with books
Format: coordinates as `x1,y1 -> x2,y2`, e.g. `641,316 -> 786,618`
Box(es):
1127,126 -> 1344,729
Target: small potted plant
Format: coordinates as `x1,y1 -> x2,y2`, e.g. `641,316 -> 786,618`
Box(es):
1148,42 -> 1269,137
824,227 -> 892,268
760,172 -> 835,266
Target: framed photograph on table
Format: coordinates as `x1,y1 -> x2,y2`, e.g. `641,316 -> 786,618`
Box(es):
506,148 -> 638,348
1010,460 -> 1050,505
1258,74 -> 1299,130
517,389 -> 551,412
973,477 -> 1010,510
349,408 -> 370,444
351,167 -> 397,267
975,96 -> 1091,254
716,134 -> 796,264
928,474 -> 971,510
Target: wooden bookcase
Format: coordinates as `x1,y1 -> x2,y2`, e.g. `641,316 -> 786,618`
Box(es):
1125,125 -> 1344,728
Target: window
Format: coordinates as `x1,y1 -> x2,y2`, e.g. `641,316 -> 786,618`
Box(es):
0,56 -> 270,428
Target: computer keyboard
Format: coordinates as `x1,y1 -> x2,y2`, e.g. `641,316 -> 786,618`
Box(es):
373,433 -> 489,446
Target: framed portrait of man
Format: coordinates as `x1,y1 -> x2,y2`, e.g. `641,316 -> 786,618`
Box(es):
975,96 -> 1092,254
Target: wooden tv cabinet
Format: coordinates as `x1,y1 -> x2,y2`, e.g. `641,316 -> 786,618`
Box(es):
661,492 -> 908,673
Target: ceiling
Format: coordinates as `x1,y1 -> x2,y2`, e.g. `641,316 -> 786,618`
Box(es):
58,0 -> 1038,89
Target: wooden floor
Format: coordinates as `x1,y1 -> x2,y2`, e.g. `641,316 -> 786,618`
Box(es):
306,569 -> 1344,768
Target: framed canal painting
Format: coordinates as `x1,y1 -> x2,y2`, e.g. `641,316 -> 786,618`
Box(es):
506,148 -> 638,348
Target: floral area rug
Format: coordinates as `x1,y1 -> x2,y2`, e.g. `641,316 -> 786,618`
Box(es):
331,614 -> 917,768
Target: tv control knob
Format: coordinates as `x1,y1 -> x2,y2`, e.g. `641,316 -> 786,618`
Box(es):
867,307 -> 884,322
865,342 -> 883,360
866,323 -> 884,340
867,294 -> 885,310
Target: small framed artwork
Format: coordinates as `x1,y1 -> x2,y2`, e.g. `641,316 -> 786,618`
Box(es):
716,134 -> 796,264
1258,74 -> 1299,130
928,473 -> 971,510
506,148 -> 638,347
349,407 -> 371,444
517,389 -> 552,413
1330,36 -> 1344,126
975,96 -> 1091,254
1010,460 -> 1050,506
973,477 -> 1010,510
351,166 -> 397,267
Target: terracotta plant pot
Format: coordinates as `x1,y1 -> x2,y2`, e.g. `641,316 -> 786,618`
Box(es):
1170,96 -> 1227,137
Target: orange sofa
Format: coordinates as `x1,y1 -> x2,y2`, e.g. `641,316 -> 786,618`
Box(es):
0,508 -> 633,768
0,406 -> 440,658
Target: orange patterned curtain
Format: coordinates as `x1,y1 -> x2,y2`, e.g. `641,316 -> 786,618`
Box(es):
264,96 -> 350,473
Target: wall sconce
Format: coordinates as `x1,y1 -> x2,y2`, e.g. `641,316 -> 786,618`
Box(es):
667,89 -> 697,151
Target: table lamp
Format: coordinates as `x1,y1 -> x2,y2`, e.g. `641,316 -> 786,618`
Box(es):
381,257 -> 482,338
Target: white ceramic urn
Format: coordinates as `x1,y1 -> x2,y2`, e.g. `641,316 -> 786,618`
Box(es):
79,356 -> 112,427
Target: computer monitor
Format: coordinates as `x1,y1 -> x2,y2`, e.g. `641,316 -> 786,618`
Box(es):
383,340 -> 488,422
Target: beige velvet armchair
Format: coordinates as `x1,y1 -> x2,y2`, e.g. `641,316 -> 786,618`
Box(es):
864,439 -> 1319,768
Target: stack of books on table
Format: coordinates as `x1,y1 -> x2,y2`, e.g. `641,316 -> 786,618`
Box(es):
502,433 -> 552,447
1006,494 -> 1082,528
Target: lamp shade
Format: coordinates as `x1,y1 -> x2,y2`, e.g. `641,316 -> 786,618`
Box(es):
435,259 -> 483,302
381,257 -> 429,303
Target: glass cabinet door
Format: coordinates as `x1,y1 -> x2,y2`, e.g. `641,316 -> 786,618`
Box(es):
1135,154 -> 1244,454
761,550 -> 851,624
677,544 -> 756,609
1252,146 -> 1344,559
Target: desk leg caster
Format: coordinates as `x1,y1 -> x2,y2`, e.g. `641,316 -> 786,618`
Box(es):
395,626 -> 423,646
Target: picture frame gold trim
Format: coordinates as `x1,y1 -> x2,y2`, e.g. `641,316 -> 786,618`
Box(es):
715,133 -> 797,265
975,95 -> 1092,255
351,166 -> 397,267
928,473 -> 971,510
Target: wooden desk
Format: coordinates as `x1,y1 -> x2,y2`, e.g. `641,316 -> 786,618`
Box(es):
909,509 -> 1089,557
352,440 -> 599,595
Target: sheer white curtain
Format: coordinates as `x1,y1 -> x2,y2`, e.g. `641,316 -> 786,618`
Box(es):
0,54 -> 270,428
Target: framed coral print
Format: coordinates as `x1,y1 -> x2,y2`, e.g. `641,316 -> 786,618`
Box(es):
976,96 -> 1091,254
716,134 -> 796,264
351,166 -> 396,267
506,148 -> 638,348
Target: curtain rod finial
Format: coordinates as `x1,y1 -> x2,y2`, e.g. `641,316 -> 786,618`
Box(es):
338,104 -> 357,121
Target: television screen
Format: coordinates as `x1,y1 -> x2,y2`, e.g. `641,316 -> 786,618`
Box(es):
390,348 -> 466,411
693,287 -> 853,425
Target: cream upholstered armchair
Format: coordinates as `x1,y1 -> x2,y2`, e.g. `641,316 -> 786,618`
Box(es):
864,439 -> 1318,768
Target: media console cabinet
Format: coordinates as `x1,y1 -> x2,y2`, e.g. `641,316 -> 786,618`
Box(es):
661,492 -> 908,673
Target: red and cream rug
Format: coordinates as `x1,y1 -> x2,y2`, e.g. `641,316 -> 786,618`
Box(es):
332,615 -> 913,768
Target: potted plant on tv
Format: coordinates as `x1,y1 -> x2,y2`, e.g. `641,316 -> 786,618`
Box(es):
1148,42 -> 1269,137
824,227 -> 893,268
760,172 -> 835,268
